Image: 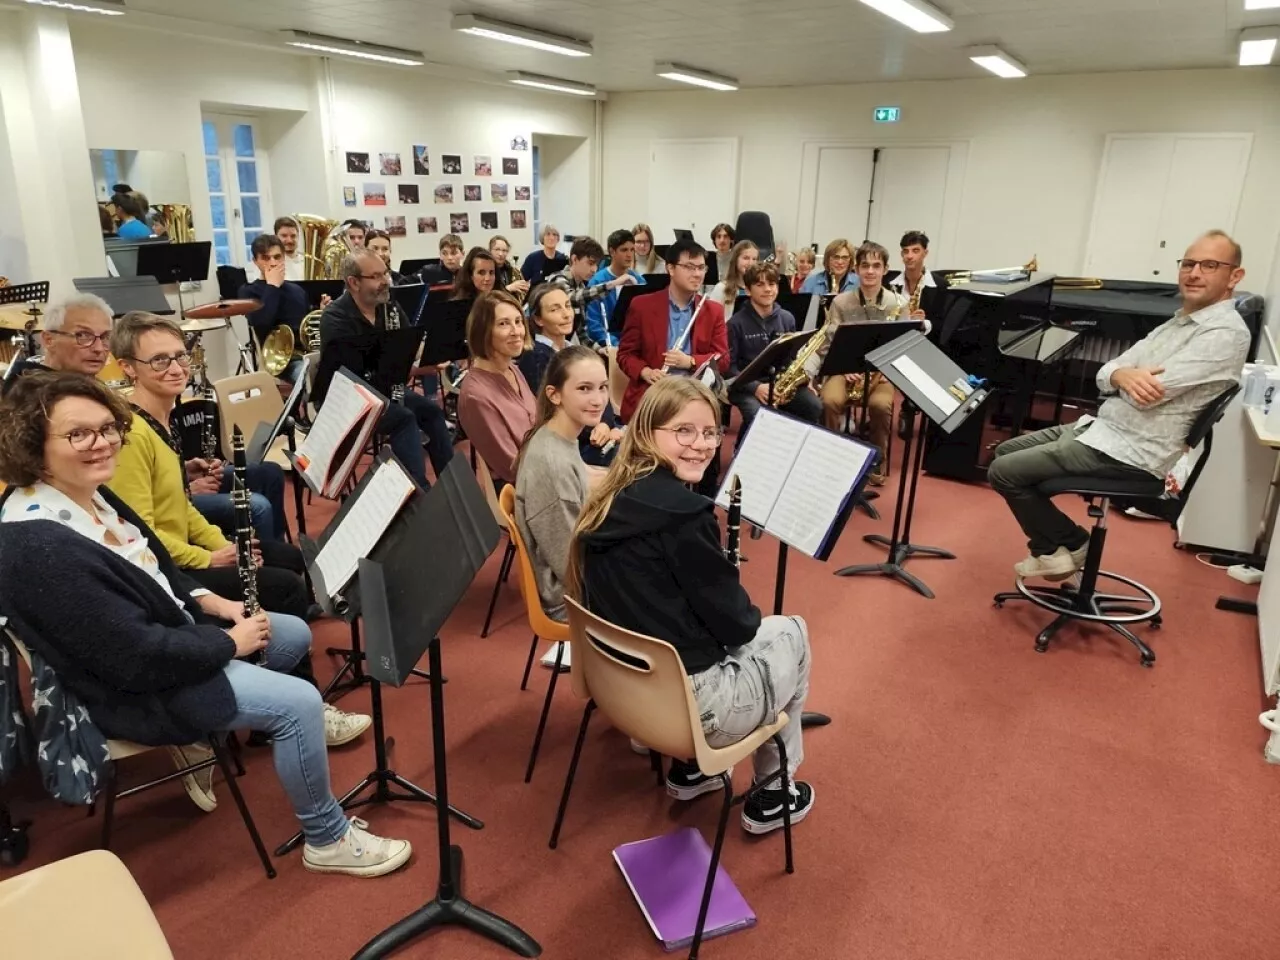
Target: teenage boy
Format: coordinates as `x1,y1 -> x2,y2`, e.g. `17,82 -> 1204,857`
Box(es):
548,236 -> 636,348
586,229 -> 645,348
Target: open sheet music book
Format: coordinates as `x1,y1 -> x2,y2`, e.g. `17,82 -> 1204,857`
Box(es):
313,456 -> 416,597
715,408 -> 876,560
293,368 -> 386,498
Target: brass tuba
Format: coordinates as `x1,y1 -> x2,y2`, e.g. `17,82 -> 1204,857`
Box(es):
295,214 -> 342,280
156,204 -> 194,243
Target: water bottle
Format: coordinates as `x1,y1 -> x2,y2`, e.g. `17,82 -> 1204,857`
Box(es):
1243,365 -> 1268,408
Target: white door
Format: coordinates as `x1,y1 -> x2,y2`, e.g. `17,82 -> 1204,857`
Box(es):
1083,134 -> 1251,281
867,146 -> 951,264
202,114 -> 274,267
647,139 -> 738,244
809,146 -> 875,248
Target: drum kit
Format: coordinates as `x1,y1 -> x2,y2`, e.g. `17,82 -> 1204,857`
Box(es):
179,298 -> 261,392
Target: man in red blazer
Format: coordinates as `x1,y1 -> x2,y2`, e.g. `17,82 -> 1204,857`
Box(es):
616,235 -> 730,423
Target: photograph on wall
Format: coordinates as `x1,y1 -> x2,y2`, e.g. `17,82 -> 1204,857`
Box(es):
491,183 -> 508,203
434,184 -> 454,204
450,212 -> 470,233
398,184 -> 420,204
510,210 -> 527,229
510,136 -> 528,151
514,185 -> 531,201
474,155 -> 492,176
480,211 -> 498,230
346,151 -> 370,173
417,216 -> 438,234
385,215 -> 407,237
413,145 -> 429,176
380,152 -> 402,176
502,158 -> 519,175
442,154 -> 462,174
463,184 -> 481,202
363,182 -> 387,206
342,186 -> 357,207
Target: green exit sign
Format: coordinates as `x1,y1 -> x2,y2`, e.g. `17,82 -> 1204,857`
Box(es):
873,106 -> 901,123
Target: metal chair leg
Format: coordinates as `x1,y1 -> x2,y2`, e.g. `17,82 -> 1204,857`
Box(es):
549,701 -> 595,850
688,774 -> 735,960
519,633 -> 539,691
524,641 -> 564,783
481,541 -> 515,638
99,763 -> 118,850
211,736 -> 277,879
774,733 -> 794,874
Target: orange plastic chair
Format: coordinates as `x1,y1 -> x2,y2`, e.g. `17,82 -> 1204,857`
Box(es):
497,484 -> 570,782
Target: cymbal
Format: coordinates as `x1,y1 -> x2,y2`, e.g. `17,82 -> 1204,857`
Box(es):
180,316 -> 231,333
0,303 -> 42,331
184,298 -> 261,320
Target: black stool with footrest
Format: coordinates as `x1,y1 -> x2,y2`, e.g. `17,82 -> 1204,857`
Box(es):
993,384 -> 1240,666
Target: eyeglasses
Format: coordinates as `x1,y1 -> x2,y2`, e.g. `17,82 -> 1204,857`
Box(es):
49,330 -> 111,348
130,352 -> 191,372
657,425 -> 724,447
54,421 -> 123,451
1177,259 -> 1238,273
354,273 -> 389,282
673,261 -> 708,274
828,254 -> 852,263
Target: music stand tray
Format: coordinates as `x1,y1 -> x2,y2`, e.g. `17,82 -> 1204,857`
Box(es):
609,282 -> 662,342
72,276 -> 175,316
135,241 -> 212,285
296,279 -> 344,310
419,299 -> 472,367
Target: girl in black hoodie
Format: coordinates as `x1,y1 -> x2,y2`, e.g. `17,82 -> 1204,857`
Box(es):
567,377 -> 814,835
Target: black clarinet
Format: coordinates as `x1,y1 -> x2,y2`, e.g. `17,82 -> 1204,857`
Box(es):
231,426 -> 264,662
381,302 -> 406,405
200,386 -> 218,462
725,474 -> 743,568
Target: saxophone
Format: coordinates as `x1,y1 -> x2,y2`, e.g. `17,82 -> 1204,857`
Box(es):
724,474 -> 742,568
773,325 -> 830,406
231,426 -> 264,663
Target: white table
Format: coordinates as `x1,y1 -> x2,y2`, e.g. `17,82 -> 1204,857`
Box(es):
1241,408 -> 1280,693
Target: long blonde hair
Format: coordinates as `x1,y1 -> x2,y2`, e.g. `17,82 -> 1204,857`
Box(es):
720,239 -> 758,311
632,222 -> 659,273
564,377 -> 720,600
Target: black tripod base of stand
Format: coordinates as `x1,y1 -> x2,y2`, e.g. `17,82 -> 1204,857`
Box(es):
835,535 -> 956,600
322,648 -> 433,701
351,845 -> 541,959
275,768 -> 483,857
800,712 -> 831,728
853,491 -> 880,520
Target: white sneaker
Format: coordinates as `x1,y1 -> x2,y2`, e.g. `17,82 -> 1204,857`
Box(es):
540,641 -> 570,671
324,704 -> 372,747
1013,547 -> 1077,582
166,743 -> 217,813
303,817 -> 412,878
629,738 -> 651,756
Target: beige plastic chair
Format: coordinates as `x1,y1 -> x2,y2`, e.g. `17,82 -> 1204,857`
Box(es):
605,346 -> 628,415
3,631 -> 275,878
474,453 -> 516,638
212,370 -> 292,471
549,597 -> 796,960
0,850 -> 175,959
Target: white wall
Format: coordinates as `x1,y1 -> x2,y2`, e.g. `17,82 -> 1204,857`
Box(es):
601,68 -> 1280,293
535,133 -> 592,241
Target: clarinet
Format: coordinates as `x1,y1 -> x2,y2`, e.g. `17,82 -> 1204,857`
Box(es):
381,302 -> 405,405
724,474 -> 743,568
230,426 -> 264,661
200,386 -> 218,462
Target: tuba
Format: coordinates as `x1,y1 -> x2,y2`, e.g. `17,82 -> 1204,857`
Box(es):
156,204 -> 194,243
295,214 -> 342,280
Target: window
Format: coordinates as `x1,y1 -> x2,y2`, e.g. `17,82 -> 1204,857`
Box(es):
202,114 -> 271,267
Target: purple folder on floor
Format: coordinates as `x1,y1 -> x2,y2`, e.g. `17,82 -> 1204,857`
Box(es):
612,827 -> 756,952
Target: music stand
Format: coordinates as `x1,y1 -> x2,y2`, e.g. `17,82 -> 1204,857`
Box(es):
0,281 -> 49,306
297,279 -> 344,310
351,458 -> 541,959
418,298 -> 472,368
72,276 -> 175,316
835,330 -> 991,598
390,283 -> 430,327
608,281 -> 663,345
373,326 -> 426,398
276,452 -> 483,858
135,241 -> 213,320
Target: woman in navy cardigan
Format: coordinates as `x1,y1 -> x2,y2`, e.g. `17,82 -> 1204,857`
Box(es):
0,373 -> 411,880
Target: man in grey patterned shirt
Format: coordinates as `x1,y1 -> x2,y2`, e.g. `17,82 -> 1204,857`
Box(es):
988,230 -> 1251,580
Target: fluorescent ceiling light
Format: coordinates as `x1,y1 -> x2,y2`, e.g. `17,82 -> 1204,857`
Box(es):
452,14 -> 591,58
20,0 -> 125,14
654,62 -> 738,91
281,30 -> 423,66
509,71 -> 596,97
1244,0 -> 1280,9
1239,28 -> 1278,65
855,0 -> 952,33
967,45 -> 1028,78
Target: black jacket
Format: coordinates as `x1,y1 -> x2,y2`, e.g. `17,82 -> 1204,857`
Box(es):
726,302 -> 797,396
238,278 -> 310,341
0,486 -> 237,745
314,291 -> 382,409
580,467 -> 760,674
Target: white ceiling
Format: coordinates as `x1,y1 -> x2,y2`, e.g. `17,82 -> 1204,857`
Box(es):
73,0 -> 1278,90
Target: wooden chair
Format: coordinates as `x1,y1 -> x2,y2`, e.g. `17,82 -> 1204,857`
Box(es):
496,484 -> 570,782
549,597 -> 796,960
605,346 -> 628,415
474,453 -> 516,638
5,631 -> 276,879
0,850 -> 175,959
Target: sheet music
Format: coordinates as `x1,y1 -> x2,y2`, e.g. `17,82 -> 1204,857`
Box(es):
716,409 -> 807,527
294,371 -> 375,495
767,429 -> 874,557
314,459 -> 415,594
890,354 -> 960,417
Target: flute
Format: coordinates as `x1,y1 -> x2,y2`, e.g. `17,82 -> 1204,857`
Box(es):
660,294 -> 707,375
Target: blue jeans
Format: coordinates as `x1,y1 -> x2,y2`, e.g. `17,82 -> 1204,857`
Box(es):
215,613 -> 348,846
192,462 -> 287,540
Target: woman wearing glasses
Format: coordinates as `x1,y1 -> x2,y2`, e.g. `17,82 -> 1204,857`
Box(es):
566,377 -> 815,835
0,372 -> 411,877
799,238 -> 858,296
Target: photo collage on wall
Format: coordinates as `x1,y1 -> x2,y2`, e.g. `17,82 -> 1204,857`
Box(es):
343,136 -> 532,251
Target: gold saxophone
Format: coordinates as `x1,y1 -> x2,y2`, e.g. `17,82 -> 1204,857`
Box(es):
774,324 -> 830,406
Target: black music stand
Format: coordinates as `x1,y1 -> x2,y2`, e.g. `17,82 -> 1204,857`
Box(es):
351,459 -> 541,960
0,281 -> 49,306
835,330 -> 991,598
276,453 -> 482,858
608,279 -> 664,345
72,276 -> 175,316
418,299 -> 471,366
297,279 -> 344,310
135,241 -> 213,320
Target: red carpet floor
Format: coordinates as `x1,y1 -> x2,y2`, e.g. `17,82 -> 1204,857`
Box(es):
1,466 -> 1272,960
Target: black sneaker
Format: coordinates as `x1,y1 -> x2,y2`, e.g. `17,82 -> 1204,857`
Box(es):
666,759 -> 729,801
742,781 -> 815,835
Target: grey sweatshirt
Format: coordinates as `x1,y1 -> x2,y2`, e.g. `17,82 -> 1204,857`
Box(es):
515,426 -> 589,622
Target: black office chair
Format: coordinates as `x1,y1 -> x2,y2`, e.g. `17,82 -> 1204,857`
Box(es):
733,211 -> 775,261
993,384 -> 1240,667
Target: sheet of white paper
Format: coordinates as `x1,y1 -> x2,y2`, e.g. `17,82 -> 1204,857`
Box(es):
296,372 -> 370,492
767,430 -> 874,557
716,408 -> 807,527
314,459 -> 415,595
890,354 -> 960,417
